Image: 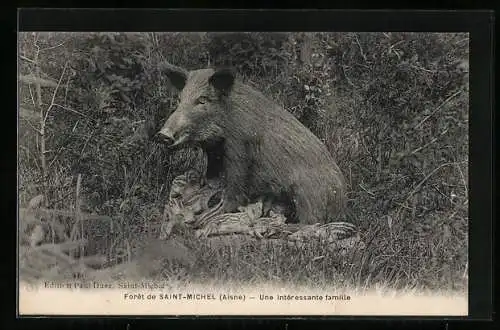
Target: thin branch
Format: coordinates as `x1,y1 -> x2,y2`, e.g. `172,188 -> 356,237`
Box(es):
43,61 -> 68,125
408,64 -> 436,73
47,146 -> 66,170
80,129 -> 95,156
28,84 -> 36,108
358,183 -> 375,197
409,128 -> 449,156
389,40 -> 405,51
63,61 -> 73,104
52,103 -> 87,117
19,117 -> 42,135
414,90 -> 462,129
71,120 -> 79,132
397,162 -> 457,217
20,55 -> 37,64
353,33 -> 367,62
393,202 -> 413,211
34,52 -> 42,108
455,161 -> 468,198
33,33 -> 40,51
32,37 -> 48,208
39,41 -> 66,52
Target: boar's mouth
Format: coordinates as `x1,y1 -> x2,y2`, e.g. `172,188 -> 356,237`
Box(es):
163,134 -> 194,151
155,128 -> 225,150
169,133 -> 190,149
154,131 -> 190,150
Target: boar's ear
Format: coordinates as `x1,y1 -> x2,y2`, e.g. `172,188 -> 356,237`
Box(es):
160,62 -> 188,90
209,68 -> 235,94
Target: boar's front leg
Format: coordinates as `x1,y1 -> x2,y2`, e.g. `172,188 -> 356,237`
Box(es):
220,144 -> 252,214
222,169 -> 249,213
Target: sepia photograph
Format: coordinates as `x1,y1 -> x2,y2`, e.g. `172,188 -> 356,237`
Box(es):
18,31 -> 471,316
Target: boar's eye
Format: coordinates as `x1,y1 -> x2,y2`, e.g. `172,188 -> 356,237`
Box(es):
196,96 -> 209,105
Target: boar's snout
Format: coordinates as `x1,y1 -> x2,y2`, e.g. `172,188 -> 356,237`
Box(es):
153,131 -> 175,147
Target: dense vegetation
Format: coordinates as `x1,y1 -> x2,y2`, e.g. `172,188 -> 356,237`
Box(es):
18,32 -> 469,292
